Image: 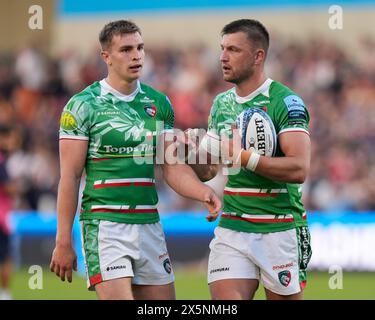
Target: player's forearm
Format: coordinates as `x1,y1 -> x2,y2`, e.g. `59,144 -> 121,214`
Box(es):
241,150 -> 309,183
162,164 -> 212,201
55,176 -> 81,246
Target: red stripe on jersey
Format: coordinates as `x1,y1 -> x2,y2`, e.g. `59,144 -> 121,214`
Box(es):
91,158 -> 114,162
221,214 -> 295,223
93,182 -> 154,189
89,273 -> 103,286
91,209 -> 158,214
224,191 -> 278,197
134,182 -> 155,186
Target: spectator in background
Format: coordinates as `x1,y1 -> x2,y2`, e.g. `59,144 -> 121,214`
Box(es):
0,125 -> 18,300
13,46 -> 47,127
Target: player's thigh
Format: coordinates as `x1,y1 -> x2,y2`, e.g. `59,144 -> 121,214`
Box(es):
133,223 -> 175,287
132,282 -> 176,300
208,227 -> 260,300
95,277 -> 134,300
210,279 -> 259,300
81,220 -> 136,290
256,227 -> 312,297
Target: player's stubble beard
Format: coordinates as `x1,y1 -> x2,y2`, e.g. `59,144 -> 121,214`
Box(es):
224,60 -> 256,85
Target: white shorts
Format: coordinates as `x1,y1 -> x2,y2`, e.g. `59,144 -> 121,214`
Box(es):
81,220 -> 174,290
208,226 -> 312,296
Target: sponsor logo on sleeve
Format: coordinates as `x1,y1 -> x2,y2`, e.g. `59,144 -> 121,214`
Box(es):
60,111 -> 78,131
283,95 -> 307,121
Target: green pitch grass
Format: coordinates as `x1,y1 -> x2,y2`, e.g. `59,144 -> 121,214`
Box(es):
9,268 -> 375,300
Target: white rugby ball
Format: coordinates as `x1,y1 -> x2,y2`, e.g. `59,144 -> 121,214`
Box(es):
236,108 -> 277,157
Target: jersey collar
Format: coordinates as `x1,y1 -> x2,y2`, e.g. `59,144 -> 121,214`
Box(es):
99,79 -> 145,102
234,78 -> 273,104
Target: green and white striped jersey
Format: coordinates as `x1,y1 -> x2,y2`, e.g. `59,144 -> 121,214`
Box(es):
208,79 -> 310,233
59,79 -> 174,224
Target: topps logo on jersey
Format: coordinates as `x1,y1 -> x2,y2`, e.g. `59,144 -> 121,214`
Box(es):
144,105 -> 157,117
236,107 -> 277,157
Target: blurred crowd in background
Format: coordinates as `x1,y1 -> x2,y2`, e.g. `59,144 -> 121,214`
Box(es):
0,34 -> 374,214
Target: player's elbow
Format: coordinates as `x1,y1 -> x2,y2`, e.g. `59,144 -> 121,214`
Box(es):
161,164 -> 173,182
293,172 -> 307,184
200,171 -> 217,182
191,164 -> 219,182
202,166 -> 220,182
293,162 -> 309,184
288,171 -> 306,184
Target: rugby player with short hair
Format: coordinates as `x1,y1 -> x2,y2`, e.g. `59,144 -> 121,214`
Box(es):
49,20 -> 221,300
189,19 -> 312,300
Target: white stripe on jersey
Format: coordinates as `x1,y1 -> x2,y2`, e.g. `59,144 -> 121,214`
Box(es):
94,178 -> 155,185
224,187 -> 288,194
223,212 -> 294,220
59,135 -> 89,141
278,128 -> 309,136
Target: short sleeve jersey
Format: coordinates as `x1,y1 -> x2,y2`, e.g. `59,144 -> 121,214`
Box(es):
59,80 -> 174,224
208,79 -> 310,233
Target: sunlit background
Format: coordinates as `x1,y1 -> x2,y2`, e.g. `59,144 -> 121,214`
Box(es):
0,0 -> 374,299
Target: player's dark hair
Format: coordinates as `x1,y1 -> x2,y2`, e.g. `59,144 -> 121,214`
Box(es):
222,19 -> 269,54
99,20 -> 141,50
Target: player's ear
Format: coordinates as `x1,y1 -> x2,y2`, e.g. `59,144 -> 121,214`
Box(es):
101,50 -> 111,66
254,49 -> 265,65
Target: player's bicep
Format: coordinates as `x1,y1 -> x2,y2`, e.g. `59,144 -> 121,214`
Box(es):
279,131 -> 311,166
59,139 -> 88,179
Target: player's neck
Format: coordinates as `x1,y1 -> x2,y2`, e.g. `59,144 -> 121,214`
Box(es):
235,72 -> 267,98
105,74 -> 138,95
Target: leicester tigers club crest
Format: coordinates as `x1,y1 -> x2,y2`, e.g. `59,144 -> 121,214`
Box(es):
278,270 -> 291,287
163,258 -> 172,274
144,105 -> 157,117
